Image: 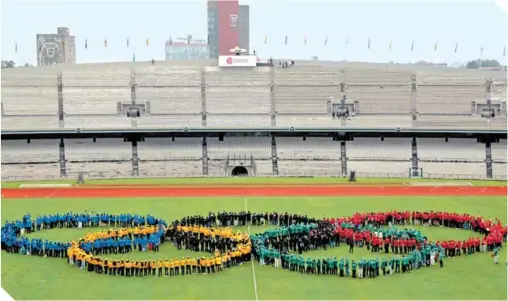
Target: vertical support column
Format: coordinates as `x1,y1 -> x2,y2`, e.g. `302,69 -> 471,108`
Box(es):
340,141 -> 347,177
201,67 -> 207,127
271,136 -> 278,175
270,66 -> 276,127
57,72 -> 64,128
339,81 -> 347,127
202,137 -> 209,176
130,66 -> 136,105
485,142 -> 493,179
59,138 -> 66,178
132,140 -> 139,177
411,137 -> 419,176
410,74 -> 417,126
485,78 -> 492,104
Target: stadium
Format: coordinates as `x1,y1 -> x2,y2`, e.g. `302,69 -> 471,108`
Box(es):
1,2 -> 507,300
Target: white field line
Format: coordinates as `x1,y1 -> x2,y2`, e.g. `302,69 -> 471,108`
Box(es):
244,197 -> 259,301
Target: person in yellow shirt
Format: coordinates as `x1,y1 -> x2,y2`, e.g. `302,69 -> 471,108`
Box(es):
199,257 -> 206,274
180,257 -> 186,275
185,256 -> 192,275
125,261 -> 132,277
174,258 -> 181,276
157,260 -> 163,277
206,257 -> 212,274
222,253 -> 228,270
215,255 -> 222,273
191,257 -> 198,274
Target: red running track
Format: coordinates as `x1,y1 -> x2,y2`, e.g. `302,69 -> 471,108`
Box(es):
1,186 -> 506,198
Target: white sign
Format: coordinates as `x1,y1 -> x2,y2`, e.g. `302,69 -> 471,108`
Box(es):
219,55 -> 257,67
256,58 -> 269,64
230,14 -> 238,27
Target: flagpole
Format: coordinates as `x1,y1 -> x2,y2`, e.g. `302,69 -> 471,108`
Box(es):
479,47 -> 483,69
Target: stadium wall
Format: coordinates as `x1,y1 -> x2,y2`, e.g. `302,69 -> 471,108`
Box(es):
1,128 -> 506,181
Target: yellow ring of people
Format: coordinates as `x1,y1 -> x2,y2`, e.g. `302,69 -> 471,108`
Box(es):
69,224 -> 252,276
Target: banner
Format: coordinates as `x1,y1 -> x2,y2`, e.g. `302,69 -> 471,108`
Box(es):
219,55 -> 257,67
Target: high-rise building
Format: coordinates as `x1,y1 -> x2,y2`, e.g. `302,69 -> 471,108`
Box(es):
207,0 -> 249,58
36,27 -> 76,66
165,37 -> 210,60
238,5 -> 250,53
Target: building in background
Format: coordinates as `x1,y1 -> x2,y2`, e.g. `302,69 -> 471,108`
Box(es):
238,5 -> 250,53
165,36 -> 210,60
36,27 -> 76,66
207,0 -> 250,59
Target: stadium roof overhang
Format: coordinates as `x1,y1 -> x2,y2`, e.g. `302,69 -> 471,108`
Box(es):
1,127 -> 506,141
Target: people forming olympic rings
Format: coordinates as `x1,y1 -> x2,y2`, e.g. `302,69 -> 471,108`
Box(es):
1,211 -> 506,279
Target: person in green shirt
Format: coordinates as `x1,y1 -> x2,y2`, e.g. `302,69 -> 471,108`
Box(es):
333,257 -> 338,275
395,256 -> 401,273
493,247 -> 500,264
299,256 -> 305,273
316,259 -> 322,274
306,258 -> 312,274
327,258 -> 334,275
312,259 -> 317,274
381,257 -> 387,275
351,260 -> 357,278
358,259 -> 364,278
345,258 -> 350,276
339,258 -> 345,277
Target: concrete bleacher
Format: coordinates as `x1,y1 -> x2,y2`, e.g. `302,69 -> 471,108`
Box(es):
275,114 -> 338,127
136,65 -> 201,87
345,115 -> 413,128
66,162 -> 133,178
492,163 -> 507,177
63,87 -> 128,114
491,139 -> 507,161
138,87 -> 201,114
136,115 -> 202,127
2,87 -> 58,115
65,138 -> 131,161
207,137 -> 271,159
64,116 -> 132,128
205,67 -> 270,86
414,116 -> 502,129
138,138 -> 202,160
254,160 -> 273,176
416,86 -> 483,114
207,87 -> 270,113
347,86 -> 411,113
139,161 -> 202,177
347,161 -> 410,175
419,162 -> 486,177
2,116 -> 59,129
278,160 -> 342,176
277,137 -> 341,159
417,138 -> 485,160
1,139 -> 59,163
1,163 -> 61,180
206,114 -> 271,127
274,86 -> 338,113
274,66 -> 341,86
62,63 -> 131,87
347,138 -> 412,159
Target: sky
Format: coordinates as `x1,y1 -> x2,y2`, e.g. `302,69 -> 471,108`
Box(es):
1,0 -> 507,66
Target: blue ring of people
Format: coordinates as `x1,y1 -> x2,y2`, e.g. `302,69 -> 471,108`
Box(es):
1,211 -> 505,278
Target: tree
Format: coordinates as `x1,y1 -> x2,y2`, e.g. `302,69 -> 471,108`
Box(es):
466,59 -> 500,69
23,63 -> 34,67
311,56 -> 319,60
1,60 -> 15,69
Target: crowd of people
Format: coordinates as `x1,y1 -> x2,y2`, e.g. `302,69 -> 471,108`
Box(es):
1,209 -> 505,280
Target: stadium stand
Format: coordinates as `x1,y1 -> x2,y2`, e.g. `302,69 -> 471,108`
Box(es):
1,60 -> 506,181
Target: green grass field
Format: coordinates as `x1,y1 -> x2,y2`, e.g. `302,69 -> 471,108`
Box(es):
1,177 -> 507,300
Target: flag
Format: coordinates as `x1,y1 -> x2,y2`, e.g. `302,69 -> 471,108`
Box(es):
146,38 -> 149,46
264,34 -> 267,44
504,46 -> 506,57
325,36 -> 328,46
133,53 -> 136,62
14,42 -> 17,53
104,38 -> 108,48
481,46 -> 484,54
285,36 -> 288,46
127,38 -> 130,47
434,42 -> 438,52
368,37 -> 371,49
169,36 -> 173,45
411,40 -> 414,51
345,38 -> 348,48
85,39 -> 88,50
389,40 -> 392,50
304,36 -> 307,45
454,42 -> 458,53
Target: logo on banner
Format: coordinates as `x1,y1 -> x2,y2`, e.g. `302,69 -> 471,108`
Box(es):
229,14 -> 238,27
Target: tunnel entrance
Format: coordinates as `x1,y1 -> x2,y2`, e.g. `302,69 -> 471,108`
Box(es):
231,166 -> 249,176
